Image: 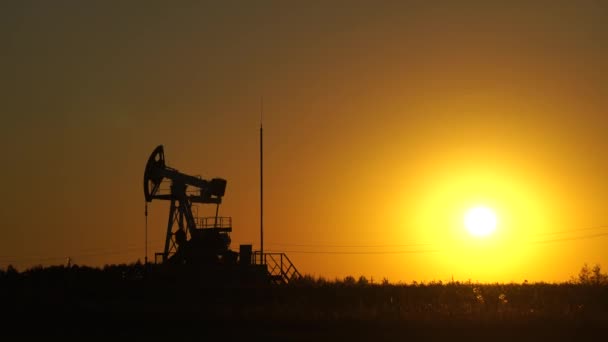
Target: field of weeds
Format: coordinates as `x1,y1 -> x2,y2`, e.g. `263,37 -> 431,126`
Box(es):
2,264 -> 608,341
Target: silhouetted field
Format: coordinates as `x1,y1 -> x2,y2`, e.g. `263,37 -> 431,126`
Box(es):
2,264 -> 608,341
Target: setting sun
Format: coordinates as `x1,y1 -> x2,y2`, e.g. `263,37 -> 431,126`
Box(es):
464,206 -> 497,237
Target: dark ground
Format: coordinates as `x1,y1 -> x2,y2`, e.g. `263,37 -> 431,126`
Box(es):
2,264 -> 608,341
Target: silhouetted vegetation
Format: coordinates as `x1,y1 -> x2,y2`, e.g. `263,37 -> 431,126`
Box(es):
573,263 -> 608,285
1,263 -> 608,340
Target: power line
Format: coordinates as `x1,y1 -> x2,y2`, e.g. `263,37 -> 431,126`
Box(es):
264,242 -> 435,248
527,231 -> 608,245
0,245 -> 164,265
259,224 -> 608,254
265,249 -> 443,255
530,225 -> 608,238
4,224 -> 608,266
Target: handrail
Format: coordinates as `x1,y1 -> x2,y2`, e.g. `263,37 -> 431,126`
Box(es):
252,251 -> 301,284
194,216 -> 232,229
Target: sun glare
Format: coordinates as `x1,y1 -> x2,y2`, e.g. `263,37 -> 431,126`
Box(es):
464,206 -> 497,237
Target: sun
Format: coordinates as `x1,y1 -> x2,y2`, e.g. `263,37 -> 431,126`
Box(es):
464,206 -> 497,237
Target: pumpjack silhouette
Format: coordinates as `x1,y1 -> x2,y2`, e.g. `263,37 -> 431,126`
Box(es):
143,145 -> 300,284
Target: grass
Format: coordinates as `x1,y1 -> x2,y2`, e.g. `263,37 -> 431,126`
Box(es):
2,264 -> 608,340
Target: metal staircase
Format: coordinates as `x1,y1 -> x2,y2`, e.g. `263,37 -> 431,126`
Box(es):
253,252 -> 301,284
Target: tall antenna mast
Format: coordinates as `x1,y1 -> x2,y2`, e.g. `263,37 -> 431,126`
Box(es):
260,97 -> 264,264
144,202 -> 148,266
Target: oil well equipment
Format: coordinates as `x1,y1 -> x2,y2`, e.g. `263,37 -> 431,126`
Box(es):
143,145 -> 300,284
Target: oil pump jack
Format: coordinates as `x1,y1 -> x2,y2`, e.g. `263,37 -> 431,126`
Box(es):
143,144 -> 301,284
144,145 -> 236,266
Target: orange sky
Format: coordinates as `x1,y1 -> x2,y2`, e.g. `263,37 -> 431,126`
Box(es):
1,1 -> 607,282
